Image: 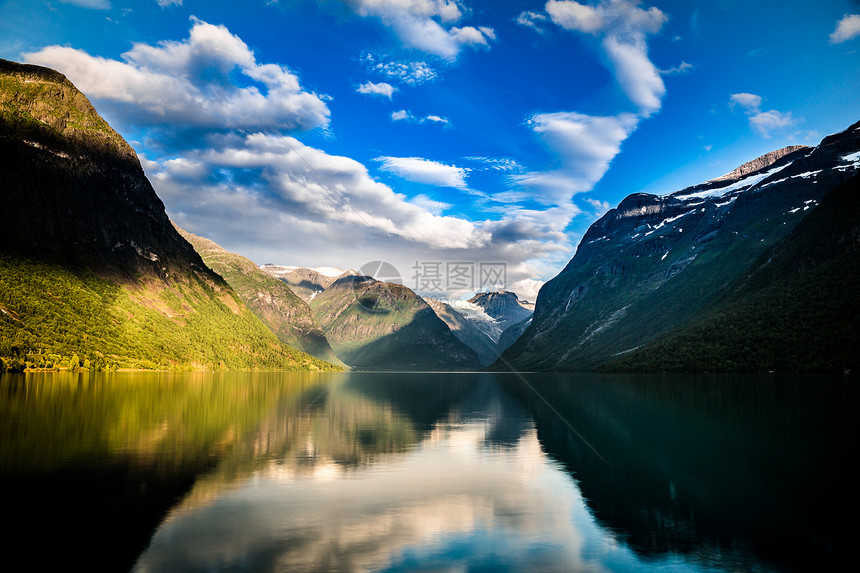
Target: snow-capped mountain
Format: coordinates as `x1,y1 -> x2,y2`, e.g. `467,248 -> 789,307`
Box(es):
500,120 -> 860,372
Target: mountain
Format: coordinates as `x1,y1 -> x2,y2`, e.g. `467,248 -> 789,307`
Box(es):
423,298 -> 499,366
0,58 -> 333,371
497,317 -> 532,356
604,171 -> 860,372
309,275 -> 481,370
260,265 -> 348,303
466,291 -> 535,342
175,228 -> 342,365
500,121 -> 860,372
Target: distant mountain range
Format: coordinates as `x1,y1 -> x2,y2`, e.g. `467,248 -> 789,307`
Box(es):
500,122 -> 860,372
0,58 -> 335,372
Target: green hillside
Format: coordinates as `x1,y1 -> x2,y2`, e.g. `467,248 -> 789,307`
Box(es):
176,227 -> 343,366
0,58 -> 335,372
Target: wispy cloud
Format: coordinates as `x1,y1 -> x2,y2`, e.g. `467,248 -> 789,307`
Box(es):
516,10 -> 549,33
60,0 -> 110,8
830,14 -> 860,44
546,0 -> 667,116
517,112 -> 639,203
376,156 -> 469,189
390,109 -> 449,125
729,92 -> 795,138
661,61 -> 693,75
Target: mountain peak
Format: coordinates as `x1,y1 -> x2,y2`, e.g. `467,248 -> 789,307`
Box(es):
706,145 -> 809,185
0,57 -> 136,162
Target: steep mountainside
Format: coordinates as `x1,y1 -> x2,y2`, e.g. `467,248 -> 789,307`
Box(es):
501,121 -> 860,371
497,317 -> 532,356
310,276 -> 481,370
176,228 -> 342,365
261,265 -> 348,303
423,298 -> 499,366
604,172 -> 860,372
0,58 -> 332,371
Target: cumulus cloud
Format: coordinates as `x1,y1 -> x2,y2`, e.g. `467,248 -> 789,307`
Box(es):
156,133 -> 488,250
156,0 -> 182,7
392,109 -> 413,121
830,14 -> 860,44
25,17 -> 330,132
729,92 -> 795,138
149,135 -> 569,294
376,156 -> 469,189
357,81 -> 396,98
545,0 -> 667,116
508,278 -> 544,302
343,0 -> 494,59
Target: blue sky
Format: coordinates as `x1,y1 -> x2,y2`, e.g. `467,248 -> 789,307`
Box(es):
2,0 -> 859,301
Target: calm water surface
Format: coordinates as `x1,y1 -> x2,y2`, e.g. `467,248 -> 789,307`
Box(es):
0,371 -> 856,572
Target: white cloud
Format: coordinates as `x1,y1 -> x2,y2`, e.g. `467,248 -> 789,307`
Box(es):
729,92 -> 795,138
162,133 -> 488,250
518,112 -> 639,202
508,278 -> 544,302
729,92 -> 762,111
516,11 -> 549,33
357,81 -> 396,98
748,110 -> 795,138
545,0 -> 603,34
830,14 -> 860,44
149,135 -> 570,294
25,17 -> 330,132
425,114 -> 448,124
545,0 -> 667,116
344,0 -> 494,59
156,0 -> 182,7
60,0 -> 110,8
362,54 -> 438,84
376,156 -> 469,189
584,197 -> 611,216
661,61 -> 692,75
392,109 -> 413,121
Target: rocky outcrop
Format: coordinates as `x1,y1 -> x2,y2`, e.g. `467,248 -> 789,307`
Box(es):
708,145 -> 809,183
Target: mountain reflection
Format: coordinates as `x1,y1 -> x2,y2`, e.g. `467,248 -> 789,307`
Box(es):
2,371 -> 855,572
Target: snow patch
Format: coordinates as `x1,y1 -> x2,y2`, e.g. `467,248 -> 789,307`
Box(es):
673,162 -> 793,201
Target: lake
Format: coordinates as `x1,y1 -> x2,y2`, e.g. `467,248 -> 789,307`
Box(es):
0,371 -> 856,572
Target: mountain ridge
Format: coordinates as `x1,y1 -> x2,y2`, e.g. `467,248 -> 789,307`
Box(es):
499,120 -> 860,372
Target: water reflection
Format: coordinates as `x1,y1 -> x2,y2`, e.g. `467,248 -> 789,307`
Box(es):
1,371 -> 855,572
